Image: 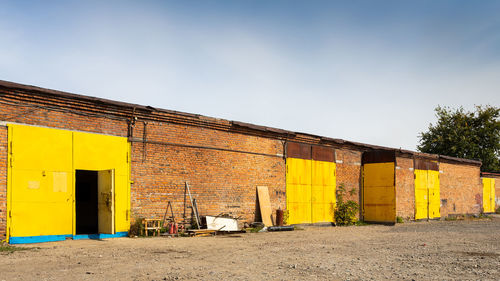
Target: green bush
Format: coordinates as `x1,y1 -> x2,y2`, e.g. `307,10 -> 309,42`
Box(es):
396,216 -> 404,223
335,184 -> 359,226
129,217 -> 145,237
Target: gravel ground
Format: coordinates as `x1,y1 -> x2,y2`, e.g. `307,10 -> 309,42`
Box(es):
1,216 -> 499,281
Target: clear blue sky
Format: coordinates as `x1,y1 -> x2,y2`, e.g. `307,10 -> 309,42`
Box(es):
1,0 -> 499,150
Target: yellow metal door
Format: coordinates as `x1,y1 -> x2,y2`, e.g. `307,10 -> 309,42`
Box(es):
427,170 -> 440,219
73,132 -> 130,234
362,162 -> 395,223
286,158 -> 312,224
311,160 -> 336,223
414,169 -> 428,220
98,170 -> 115,234
8,124 -> 73,242
483,178 -> 495,213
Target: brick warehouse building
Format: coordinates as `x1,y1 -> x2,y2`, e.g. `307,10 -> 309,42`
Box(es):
0,80 -> 495,244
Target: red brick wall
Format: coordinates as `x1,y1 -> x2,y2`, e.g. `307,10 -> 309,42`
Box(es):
130,121 -> 285,223
440,162 -> 482,217
0,126 -> 7,239
335,149 -> 362,216
395,157 -> 415,220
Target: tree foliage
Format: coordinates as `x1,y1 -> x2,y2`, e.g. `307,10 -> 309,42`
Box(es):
417,105 -> 500,172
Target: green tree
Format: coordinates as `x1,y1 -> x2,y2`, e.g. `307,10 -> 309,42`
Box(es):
417,105 -> 500,172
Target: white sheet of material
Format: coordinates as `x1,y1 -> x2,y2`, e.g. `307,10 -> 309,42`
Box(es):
205,216 -> 239,231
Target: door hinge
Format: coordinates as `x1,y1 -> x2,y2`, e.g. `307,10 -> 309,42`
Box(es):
9,210 -> 12,218
9,157 -> 13,168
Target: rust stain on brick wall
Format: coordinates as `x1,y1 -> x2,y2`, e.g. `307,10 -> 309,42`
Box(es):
312,145 -> 335,162
286,142 -> 311,160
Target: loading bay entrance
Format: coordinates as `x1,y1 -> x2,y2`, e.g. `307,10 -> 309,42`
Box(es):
7,124 -> 129,244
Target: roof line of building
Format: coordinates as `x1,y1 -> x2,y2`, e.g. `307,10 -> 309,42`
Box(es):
0,79 -> 482,166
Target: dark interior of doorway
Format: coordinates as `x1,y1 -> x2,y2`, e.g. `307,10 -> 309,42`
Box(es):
76,170 -> 98,234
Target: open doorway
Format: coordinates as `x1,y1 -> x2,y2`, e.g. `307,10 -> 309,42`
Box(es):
75,170 -> 98,234
75,169 -> 115,235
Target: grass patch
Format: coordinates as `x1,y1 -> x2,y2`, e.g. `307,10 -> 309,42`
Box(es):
246,226 -> 264,233
396,216 -> 404,223
0,244 -> 33,253
355,221 -> 370,226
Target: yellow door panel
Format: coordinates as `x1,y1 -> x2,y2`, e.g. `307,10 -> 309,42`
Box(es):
414,169 -> 428,220
98,170 -> 115,234
311,160 -> 336,223
286,158 -> 312,185
73,132 -> 129,175
115,174 -> 131,232
10,125 -> 73,172
73,132 -> 130,234
362,163 -> 395,223
286,158 -> 336,224
483,178 -> 495,213
415,169 -> 441,219
428,170 -> 440,218
286,158 -> 312,224
363,163 -> 394,188
8,124 -> 73,238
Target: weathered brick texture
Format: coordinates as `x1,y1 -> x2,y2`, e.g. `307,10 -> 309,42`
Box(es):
440,162 -> 482,216
395,157 -> 415,220
335,149 -> 362,217
130,121 -> 285,223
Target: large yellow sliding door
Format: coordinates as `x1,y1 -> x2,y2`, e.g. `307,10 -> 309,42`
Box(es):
414,169 -> 428,220
286,158 -> 312,224
482,178 -> 495,213
7,124 -> 130,243
361,150 -> 396,224
428,170 -> 440,218
73,132 -> 130,234
414,159 -> 440,220
362,162 -> 395,223
8,125 -> 73,243
311,160 -> 336,223
286,143 -> 336,224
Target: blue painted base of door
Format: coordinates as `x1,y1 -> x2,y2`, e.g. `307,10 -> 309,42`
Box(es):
9,232 -> 128,244
72,232 -> 128,240
9,234 -> 72,244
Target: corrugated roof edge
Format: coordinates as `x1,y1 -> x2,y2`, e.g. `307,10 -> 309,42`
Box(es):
0,79 -> 482,166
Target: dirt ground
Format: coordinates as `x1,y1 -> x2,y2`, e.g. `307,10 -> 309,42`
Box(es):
1,217 -> 500,281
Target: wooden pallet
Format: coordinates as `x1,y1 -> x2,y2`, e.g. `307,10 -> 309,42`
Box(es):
142,219 -> 161,237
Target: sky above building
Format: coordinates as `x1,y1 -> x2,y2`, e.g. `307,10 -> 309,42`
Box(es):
1,0 -> 499,150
